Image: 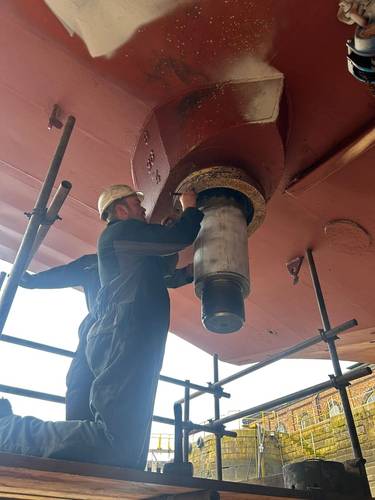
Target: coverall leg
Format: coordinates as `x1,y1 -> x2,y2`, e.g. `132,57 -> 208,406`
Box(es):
86,289 -> 169,470
0,292 -> 168,469
0,415 -> 116,464
65,314 -> 95,421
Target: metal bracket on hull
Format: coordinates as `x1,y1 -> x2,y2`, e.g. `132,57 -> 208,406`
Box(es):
48,104 -> 63,130
286,256 -> 304,285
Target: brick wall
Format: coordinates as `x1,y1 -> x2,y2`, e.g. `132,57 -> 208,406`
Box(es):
278,401 -> 375,492
189,370 -> 375,494
260,372 -> 375,433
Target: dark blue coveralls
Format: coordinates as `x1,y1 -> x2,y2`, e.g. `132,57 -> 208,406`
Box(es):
0,207 -> 202,469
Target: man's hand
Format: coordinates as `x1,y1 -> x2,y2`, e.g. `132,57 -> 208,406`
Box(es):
180,191 -> 197,211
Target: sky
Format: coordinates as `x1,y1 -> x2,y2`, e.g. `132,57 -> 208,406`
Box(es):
0,258 -> 353,454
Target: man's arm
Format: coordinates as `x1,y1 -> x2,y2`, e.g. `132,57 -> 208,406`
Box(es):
114,207 -> 203,257
20,254 -> 97,289
164,264 -> 194,289
162,254 -> 193,289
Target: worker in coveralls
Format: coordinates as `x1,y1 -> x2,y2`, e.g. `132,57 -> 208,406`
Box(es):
88,184 -> 203,469
18,250 -> 194,422
0,185 -> 202,469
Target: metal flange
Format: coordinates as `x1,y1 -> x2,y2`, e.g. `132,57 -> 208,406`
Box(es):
174,166 -> 266,235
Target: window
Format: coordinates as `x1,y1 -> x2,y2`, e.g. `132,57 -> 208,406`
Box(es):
364,390 -> 375,405
300,413 -> 310,429
276,422 -> 287,433
328,400 -> 342,417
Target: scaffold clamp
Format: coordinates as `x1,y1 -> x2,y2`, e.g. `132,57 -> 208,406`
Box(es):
319,328 -> 339,343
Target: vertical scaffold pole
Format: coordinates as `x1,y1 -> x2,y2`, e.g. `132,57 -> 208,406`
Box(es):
0,273 -> 6,292
183,381 -> 190,463
174,403 -> 183,465
213,354 -> 223,480
306,248 -> 371,498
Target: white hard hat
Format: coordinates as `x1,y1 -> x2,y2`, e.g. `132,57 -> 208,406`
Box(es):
98,184 -> 144,220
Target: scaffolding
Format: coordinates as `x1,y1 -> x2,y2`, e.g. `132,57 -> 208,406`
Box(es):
0,116 -> 372,499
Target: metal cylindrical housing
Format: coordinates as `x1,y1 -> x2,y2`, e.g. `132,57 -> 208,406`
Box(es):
194,189 -> 251,334
200,279 -> 245,333
283,459 -> 346,494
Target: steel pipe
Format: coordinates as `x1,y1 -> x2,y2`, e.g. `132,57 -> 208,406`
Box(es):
183,382 -> 190,463
0,116 -> 76,334
160,374 -> 230,398
152,415 -> 237,438
0,273 -> 6,292
214,365 -> 372,426
305,249 -> 331,332
176,318 -> 357,405
213,354 -> 223,480
0,334 -> 74,357
25,180 -> 72,270
173,403 -> 183,464
186,421 -> 237,438
0,384 -> 65,404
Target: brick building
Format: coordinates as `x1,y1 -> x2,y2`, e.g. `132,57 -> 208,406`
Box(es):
189,364 -> 375,493
241,363 -> 375,434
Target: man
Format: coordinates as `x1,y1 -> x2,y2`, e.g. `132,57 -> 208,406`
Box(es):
86,184 -> 203,469
0,184 -> 202,469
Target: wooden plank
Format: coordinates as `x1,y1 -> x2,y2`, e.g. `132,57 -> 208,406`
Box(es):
0,454 -> 307,500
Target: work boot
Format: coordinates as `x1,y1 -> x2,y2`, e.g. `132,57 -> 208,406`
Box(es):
0,398 -> 13,418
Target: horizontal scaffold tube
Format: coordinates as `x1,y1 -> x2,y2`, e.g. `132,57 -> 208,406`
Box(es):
176,318 -> 357,405
159,374 -> 230,398
0,384 -> 65,404
215,365 -> 372,426
152,415 -> 237,438
0,334 -> 75,357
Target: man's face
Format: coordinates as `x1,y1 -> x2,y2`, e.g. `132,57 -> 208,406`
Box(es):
116,195 -> 146,222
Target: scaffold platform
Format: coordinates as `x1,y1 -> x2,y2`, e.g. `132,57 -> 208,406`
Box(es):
0,453 -> 309,500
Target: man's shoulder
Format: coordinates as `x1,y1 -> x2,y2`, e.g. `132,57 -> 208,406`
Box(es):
100,219 -> 146,238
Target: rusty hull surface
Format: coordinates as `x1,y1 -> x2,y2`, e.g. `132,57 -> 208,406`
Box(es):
0,0 -> 374,364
